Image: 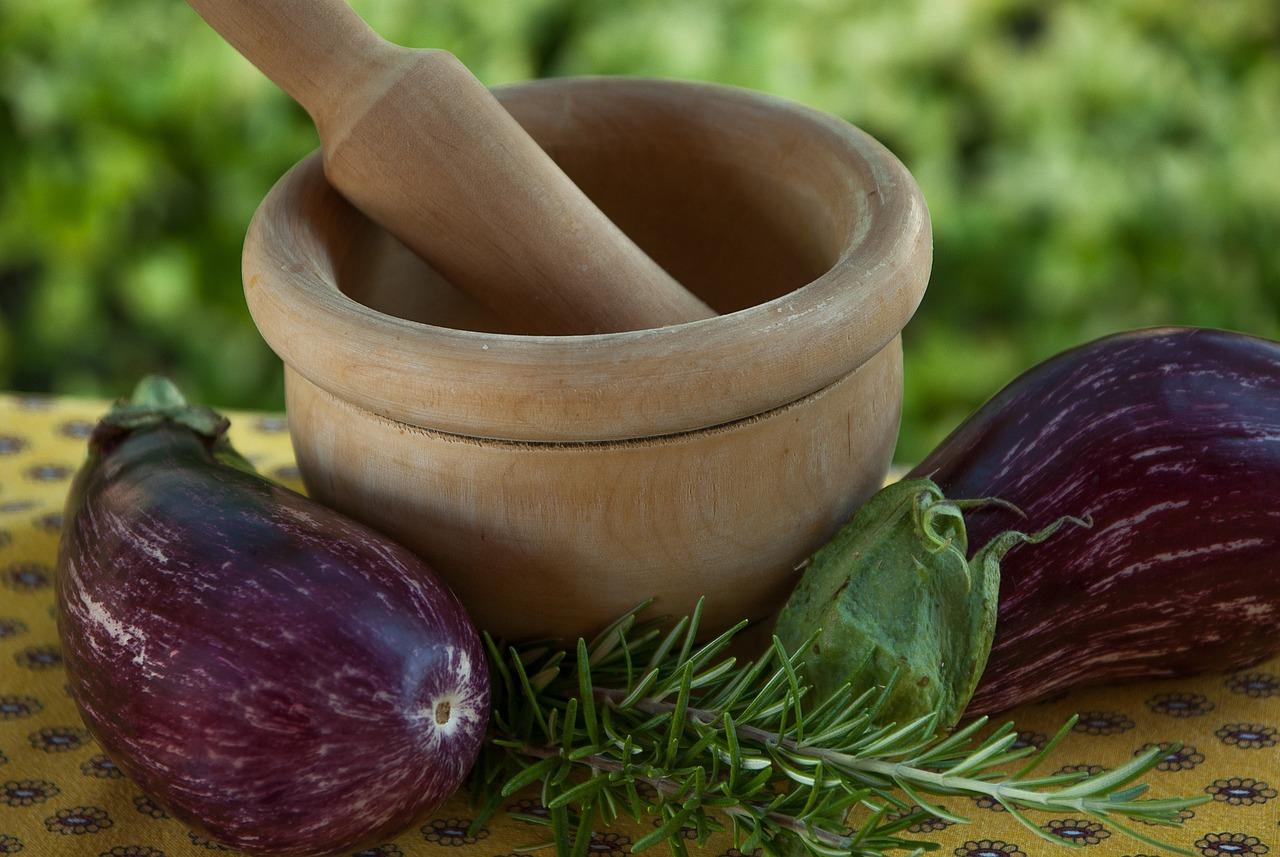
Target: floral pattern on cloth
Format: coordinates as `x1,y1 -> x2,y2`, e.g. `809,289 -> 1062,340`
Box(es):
0,393 -> 1277,856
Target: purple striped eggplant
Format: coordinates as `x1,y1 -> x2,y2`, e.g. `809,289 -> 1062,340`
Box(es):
56,378 -> 489,857
908,327 -> 1280,714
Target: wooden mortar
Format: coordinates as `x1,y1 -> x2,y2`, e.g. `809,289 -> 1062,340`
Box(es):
243,78 -> 931,640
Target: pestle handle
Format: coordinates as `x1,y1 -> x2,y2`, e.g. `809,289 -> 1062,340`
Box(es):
187,0 -> 717,334
184,0 -> 385,114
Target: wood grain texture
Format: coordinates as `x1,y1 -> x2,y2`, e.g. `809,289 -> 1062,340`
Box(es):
285,342 -> 902,640
187,0 -> 712,334
243,77 -> 930,639
244,77 -> 932,442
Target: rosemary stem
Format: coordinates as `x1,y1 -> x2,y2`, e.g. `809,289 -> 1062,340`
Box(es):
516,743 -> 672,795
816,755 -> 1088,813
509,743 -> 857,850
721,805 -> 856,850
593,686 -> 1085,814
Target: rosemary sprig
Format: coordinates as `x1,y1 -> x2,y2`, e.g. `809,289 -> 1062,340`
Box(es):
471,599 -> 1207,857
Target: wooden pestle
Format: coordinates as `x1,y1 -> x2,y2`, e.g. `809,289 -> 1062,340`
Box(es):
187,0 -> 715,334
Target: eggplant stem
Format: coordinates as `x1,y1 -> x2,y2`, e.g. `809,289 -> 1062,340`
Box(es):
130,375 -> 189,411
100,375 -> 229,441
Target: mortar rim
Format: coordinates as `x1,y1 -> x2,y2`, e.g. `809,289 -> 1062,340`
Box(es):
287,336 -> 901,452
243,76 -> 931,442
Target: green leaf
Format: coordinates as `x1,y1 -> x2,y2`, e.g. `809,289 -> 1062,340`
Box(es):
483,632 -> 515,712
634,800 -> 701,853
578,638 -> 601,748
550,805 -> 572,857
1098,813 -> 1196,857
892,777 -> 968,825
469,788 -> 505,835
857,711 -> 941,757
704,655 -> 770,712
561,697 -> 580,749
1051,744 -> 1169,798
724,712 -> 742,791
502,756 -> 560,797
941,730 -> 1021,777
1000,802 -> 1067,847
618,668 -> 661,709
675,598 -> 705,672
647,617 -> 690,672
771,635 -> 807,741
588,601 -> 652,665
1013,714 -> 1078,777
547,777 -> 607,809
685,619 -> 750,675
510,646 -> 551,739
908,715 -> 990,765
570,800 -> 596,857
665,664 -> 694,768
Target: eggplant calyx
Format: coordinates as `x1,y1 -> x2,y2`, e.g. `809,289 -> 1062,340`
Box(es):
97,375 -> 229,440
89,376 -> 252,473
775,478 -> 1088,730
91,377 -> 263,476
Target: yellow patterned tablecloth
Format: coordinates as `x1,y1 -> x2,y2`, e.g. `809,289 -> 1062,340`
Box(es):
0,392 -> 1277,857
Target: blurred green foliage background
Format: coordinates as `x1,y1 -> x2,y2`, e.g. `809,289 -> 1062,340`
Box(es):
1,0 -> 1277,460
